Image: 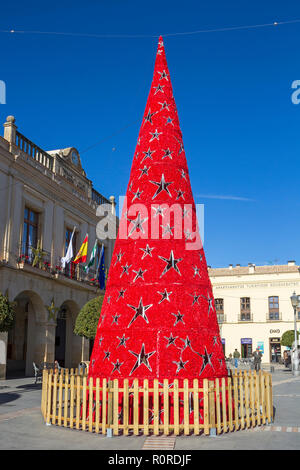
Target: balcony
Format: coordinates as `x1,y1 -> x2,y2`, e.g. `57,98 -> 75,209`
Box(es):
266,312 -> 282,322
15,244 -> 103,289
217,313 -> 227,323
238,313 -> 253,322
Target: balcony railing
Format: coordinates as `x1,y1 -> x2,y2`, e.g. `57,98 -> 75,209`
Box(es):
238,313 -> 253,322
217,313 -> 227,323
17,243 -> 52,272
266,312 -> 282,321
16,244 -> 103,288
92,188 -> 111,206
15,131 -> 54,171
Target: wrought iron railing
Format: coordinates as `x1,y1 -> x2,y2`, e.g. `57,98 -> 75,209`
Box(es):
16,244 -> 102,288
238,313 -> 253,322
266,312 -> 282,321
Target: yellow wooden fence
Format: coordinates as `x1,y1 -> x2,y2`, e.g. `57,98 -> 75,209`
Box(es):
41,369 -> 273,436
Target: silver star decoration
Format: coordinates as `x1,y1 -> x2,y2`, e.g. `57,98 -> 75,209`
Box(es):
138,165 -> 150,179
165,116 -> 174,126
175,189 -> 185,200
174,136 -> 184,154
107,296 -> 111,304
199,347 -> 214,376
161,223 -> 174,237
150,173 -> 173,200
129,343 -> 156,376
111,359 -> 123,374
164,333 -> 178,348
111,313 -> 120,325
171,310 -> 185,326
183,207 -> 190,218
189,292 -> 201,306
179,168 -> 187,180
128,212 -> 148,237
120,263 -> 132,278
157,288 -> 172,303
158,70 -> 168,81
149,129 -> 162,142
201,293 -> 214,317
158,250 -> 183,277
132,267 -> 147,282
117,334 -> 130,348
173,357 -> 189,374
127,298 -> 153,328
141,147 -> 155,163
103,350 -> 110,361
180,336 -> 200,356
157,49 -> 163,55
114,250 -> 124,266
98,336 -> 104,346
162,148 -> 173,160
158,101 -> 170,111
193,265 -> 200,277
152,205 -> 166,218
144,108 -> 156,125
117,288 -> 126,301
153,84 -> 165,95
213,336 -> 219,347
131,187 -> 143,202
184,229 -> 193,241
140,244 -> 155,259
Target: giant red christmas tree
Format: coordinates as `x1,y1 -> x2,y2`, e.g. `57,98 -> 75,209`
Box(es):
89,36 -> 227,384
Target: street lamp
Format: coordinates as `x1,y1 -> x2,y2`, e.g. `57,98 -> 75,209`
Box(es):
290,291 -> 300,376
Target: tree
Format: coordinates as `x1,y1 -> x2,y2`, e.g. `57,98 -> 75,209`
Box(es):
74,295 -> 104,339
281,330 -> 299,348
0,293 -> 15,332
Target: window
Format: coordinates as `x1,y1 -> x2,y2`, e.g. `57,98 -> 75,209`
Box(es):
215,298 -> 225,322
240,297 -> 251,320
268,296 -> 279,320
22,207 -> 39,259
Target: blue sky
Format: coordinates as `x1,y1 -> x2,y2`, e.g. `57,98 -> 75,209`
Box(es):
1,0 -> 300,268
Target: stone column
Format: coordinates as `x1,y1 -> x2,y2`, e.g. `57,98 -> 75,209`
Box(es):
0,332 -> 8,379
3,115 -> 17,147
34,321 -> 56,367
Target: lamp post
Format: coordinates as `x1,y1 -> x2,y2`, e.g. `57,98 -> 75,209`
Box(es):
290,292 -> 300,376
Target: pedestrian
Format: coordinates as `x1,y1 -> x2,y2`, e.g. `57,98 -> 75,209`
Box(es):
233,348 -> 240,368
252,347 -> 262,372
283,350 -> 289,368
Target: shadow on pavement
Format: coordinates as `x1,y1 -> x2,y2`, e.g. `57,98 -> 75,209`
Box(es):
16,383 -> 42,391
0,392 -> 20,405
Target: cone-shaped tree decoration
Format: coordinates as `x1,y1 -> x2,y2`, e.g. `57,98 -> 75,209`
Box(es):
89,36 -> 227,386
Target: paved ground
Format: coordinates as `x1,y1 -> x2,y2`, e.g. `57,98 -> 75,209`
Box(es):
0,364 -> 299,450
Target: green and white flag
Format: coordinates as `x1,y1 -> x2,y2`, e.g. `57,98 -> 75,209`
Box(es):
84,239 -> 98,273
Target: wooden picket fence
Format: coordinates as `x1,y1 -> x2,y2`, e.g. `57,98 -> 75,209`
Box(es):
41,369 -> 273,436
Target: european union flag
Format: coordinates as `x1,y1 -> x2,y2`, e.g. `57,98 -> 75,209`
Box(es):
98,244 -> 105,289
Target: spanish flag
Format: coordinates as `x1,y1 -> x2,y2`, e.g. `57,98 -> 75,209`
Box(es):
74,234 -> 88,264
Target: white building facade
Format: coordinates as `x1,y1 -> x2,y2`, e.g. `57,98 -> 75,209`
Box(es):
209,262 -> 300,363
0,116 -> 117,378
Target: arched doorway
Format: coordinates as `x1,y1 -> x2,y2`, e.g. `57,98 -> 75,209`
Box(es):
55,300 -> 81,369
7,290 -> 45,377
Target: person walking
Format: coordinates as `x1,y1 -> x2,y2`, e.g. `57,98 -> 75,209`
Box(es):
252,348 -> 262,372
233,349 -> 240,368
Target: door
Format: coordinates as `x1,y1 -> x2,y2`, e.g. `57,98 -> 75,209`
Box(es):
269,338 -> 281,363
55,317 -> 66,367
